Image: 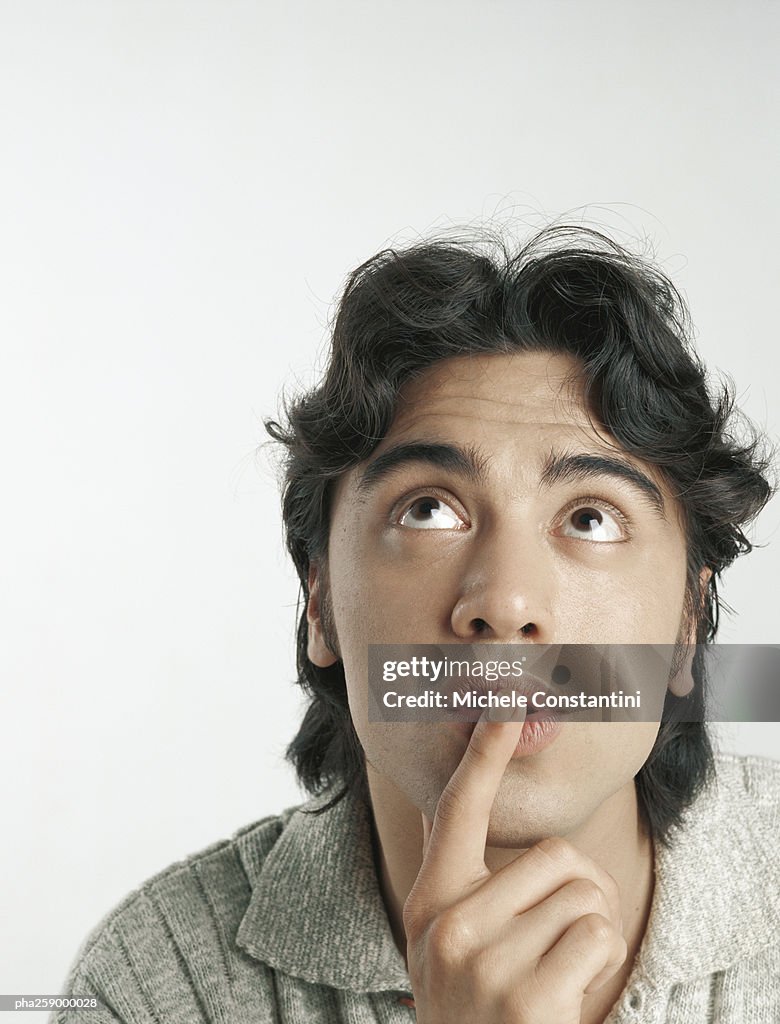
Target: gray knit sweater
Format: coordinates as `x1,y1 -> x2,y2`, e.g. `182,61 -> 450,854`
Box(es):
52,753 -> 780,1023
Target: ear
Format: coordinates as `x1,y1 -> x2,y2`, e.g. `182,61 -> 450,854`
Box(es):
668,567 -> 712,697
307,563 -> 339,668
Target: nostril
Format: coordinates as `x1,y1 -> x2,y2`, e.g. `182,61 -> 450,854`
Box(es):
471,619 -> 537,637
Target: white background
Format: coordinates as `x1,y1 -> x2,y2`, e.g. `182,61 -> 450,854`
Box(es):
1,0 -> 778,1006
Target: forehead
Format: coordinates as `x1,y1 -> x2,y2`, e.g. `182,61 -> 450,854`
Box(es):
387,351 -> 598,444
342,350 -> 677,514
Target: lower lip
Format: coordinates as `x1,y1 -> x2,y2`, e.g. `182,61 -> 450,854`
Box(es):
510,714 -> 563,757
455,712 -> 563,757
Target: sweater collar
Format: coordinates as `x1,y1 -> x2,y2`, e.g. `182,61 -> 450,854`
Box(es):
235,755 -> 779,993
637,754 -> 780,988
235,786 -> 411,992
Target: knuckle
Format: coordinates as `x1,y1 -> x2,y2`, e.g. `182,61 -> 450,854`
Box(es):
564,878 -> 608,916
611,933 -> 629,964
534,835 -> 577,868
425,908 -> 475,964
577,912 -> 614,946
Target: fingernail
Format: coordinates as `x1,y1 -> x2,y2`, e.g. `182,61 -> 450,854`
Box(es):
486,703 -> 519,723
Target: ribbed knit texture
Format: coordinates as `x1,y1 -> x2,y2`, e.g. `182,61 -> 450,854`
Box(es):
52,754 -> 780,1023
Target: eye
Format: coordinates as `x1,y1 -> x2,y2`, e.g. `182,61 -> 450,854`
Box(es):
557,504 -> 626,542
397,496 -> 465,530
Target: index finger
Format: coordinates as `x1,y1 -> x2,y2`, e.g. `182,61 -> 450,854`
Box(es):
419,706 -> 527,900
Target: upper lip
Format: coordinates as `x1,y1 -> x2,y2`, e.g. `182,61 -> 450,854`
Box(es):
445,672 -> 567,720
448,672 -> 555,701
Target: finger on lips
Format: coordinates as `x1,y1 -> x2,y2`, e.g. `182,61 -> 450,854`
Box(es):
419,713 -> 527,895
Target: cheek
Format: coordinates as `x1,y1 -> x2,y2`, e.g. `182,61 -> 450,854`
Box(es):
565,723 -> 661,809
635,531 -> 688,599
549,721 -> 660,776
597,721 -> 661,773
359,723 -> 459,816
328,523 -> 460,643
557,547 -> 688,643
623,554 -> 688,639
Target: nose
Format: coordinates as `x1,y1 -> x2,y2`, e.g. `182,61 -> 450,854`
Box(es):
449,526 -> 555,642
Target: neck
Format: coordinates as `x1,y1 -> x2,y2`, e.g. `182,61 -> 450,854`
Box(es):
367,765 -> 655,1003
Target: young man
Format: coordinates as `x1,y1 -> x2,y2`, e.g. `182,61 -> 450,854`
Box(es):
55,227 -> 779,1023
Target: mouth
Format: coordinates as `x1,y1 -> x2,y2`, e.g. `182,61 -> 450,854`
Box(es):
453,705 -> 565,758
443,671 -> 567,757
446,672 -> 569,724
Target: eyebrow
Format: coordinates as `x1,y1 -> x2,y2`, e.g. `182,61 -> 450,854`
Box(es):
355,442 -> 489,494
541,450 -> 666,516
354,439 -> 666,517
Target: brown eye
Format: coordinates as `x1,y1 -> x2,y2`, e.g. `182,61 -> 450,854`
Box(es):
560,505 -> 624,542
398,497 -> 463,530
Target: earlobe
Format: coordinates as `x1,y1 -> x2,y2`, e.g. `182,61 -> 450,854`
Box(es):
307,563 -> 339,668
668,646 -> 695,697
669,567 -> 712,698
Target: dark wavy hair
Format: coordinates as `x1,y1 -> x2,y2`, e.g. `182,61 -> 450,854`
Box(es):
265,225 -> 774,846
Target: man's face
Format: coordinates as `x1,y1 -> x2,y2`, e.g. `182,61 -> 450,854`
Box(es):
310,351 -> 692,845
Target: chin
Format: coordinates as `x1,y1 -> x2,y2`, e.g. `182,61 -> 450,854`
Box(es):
485,790 -> 578,849
487,807 -> 588,848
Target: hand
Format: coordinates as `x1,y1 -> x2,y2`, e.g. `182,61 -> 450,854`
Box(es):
402,712 -> 627,1023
